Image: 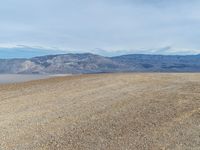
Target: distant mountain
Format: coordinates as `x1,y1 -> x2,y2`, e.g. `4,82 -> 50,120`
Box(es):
1,53 -> 200,74
112,54 -> 200,72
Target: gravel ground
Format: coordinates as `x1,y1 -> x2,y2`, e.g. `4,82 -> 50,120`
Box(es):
0,73 -> 199,150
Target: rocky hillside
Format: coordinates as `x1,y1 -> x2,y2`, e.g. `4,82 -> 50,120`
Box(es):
1,53 -> 200,74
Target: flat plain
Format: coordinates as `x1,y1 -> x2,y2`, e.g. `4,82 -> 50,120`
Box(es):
0,74 -> 50,84
0,73 -> 199,150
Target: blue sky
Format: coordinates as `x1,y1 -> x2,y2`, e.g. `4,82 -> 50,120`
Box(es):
0,0 -> 200,57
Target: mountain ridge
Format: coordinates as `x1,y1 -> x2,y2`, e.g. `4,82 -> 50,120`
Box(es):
1,53 -> 200,74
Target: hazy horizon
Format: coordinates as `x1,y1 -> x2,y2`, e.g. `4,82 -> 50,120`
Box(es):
1,46 -> 200,59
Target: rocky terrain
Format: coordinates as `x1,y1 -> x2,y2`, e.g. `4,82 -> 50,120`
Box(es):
0,73 -> 199,149
1,53 -> 200,74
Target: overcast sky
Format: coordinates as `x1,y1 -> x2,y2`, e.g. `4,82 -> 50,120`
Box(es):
0,0 -> 200,55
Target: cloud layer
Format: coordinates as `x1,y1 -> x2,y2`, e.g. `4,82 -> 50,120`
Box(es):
0,0 -> 200,54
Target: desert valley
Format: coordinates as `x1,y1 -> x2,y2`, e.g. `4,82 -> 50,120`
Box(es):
0,73 -> 199,149
1,0 -> 200,149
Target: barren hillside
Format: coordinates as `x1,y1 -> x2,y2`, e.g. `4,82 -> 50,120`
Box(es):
0,73 -> 199,149
2,53 -> 200,74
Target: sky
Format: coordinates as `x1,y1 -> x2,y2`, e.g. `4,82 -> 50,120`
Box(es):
0,0 -> 200,57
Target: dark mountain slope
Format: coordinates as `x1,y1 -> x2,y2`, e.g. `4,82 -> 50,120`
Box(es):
112,54 -> 200,72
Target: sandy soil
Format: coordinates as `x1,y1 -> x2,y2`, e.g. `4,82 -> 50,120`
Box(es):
0,73 -> 199,150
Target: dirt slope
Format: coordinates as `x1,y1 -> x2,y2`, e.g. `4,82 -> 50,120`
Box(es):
0,73 -> 199,150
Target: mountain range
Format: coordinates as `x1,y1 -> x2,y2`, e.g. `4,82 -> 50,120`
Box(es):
1,53 -> 200,74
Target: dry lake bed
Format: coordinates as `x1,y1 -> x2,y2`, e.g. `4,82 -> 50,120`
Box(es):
0,73 -> 199,150
0,74 -> 71,84
0,74 -> 50,84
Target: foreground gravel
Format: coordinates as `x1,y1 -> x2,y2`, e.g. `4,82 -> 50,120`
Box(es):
0,73 -> 199,150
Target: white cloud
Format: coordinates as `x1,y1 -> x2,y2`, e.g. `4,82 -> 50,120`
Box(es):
0,0 -> 200,54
